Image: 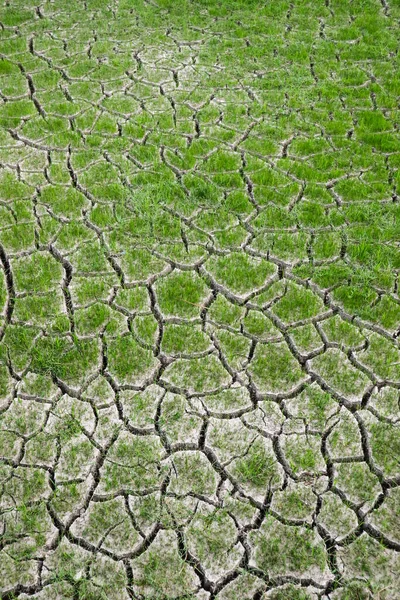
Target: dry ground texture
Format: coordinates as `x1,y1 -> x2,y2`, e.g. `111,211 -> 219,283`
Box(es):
0,0 -> 400,598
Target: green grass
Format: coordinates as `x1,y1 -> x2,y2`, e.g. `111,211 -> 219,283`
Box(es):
0,0 -> 399,598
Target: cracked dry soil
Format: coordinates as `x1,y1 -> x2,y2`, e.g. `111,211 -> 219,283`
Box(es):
0,0 -> 400,598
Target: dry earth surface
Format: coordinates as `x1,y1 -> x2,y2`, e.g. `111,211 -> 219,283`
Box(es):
0,0 -> 400,598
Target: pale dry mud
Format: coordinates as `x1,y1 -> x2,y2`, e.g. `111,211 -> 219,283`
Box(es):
0,0 -> 400,599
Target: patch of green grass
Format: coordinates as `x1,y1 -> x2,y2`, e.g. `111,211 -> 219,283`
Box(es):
156,271 -> 209,318
234,440 -> 280,489
250,342 -> 305,392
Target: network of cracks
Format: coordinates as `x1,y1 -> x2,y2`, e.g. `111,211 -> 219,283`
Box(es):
0,0 -> 400,598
